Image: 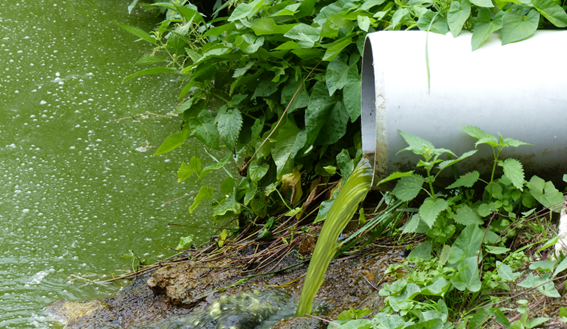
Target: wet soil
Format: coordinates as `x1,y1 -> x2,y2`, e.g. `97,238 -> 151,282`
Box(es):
45,245 -> 406,328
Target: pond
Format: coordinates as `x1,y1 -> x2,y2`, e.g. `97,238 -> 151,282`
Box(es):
0,1 -> 226,327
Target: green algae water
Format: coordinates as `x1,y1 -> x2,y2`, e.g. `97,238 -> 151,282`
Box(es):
296,158 -> 373,317
0,1 -> 227,327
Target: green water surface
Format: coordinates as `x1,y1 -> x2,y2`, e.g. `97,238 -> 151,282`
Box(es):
0,1 -> 226,327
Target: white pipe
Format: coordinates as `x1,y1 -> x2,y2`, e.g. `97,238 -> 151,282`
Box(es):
361,30 -> 567,189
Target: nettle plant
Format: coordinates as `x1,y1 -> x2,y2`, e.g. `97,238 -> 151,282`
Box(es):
334,128 -> 567,328
378,126 -> 564,244
121,0 -> 567,229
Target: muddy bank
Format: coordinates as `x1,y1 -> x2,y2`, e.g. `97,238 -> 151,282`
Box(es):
45,245 -> 405,328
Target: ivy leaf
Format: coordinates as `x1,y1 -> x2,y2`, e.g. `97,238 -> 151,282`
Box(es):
448,225 -> 484,263
408,241 -> 433,261
502,6 -> 540,45
326,54 -> 350,96
419,198 -> 449,227
417,10 -> 449,34
496,262 -> 522,281
228,0 -> 264,22
357,15 -> 371,32
498,158 -> 525,191
272,3 -> 300,16
154,129 -> 190,156
531,0 -> 567,27
392,175 -> 424,202
343,65 -> 362,122
283,23 -> 321,48
448,0 -> 472,37
251,18 -> 294,35
528,176 -> 564,212
214,196 -> 242,217
249,161 -> 269,182
305,81 -> 337,145
455,205 -> 484,226
199,153 -> 231,180
421,278 -> 451,296
192,111 -> 220,149
216,109 -> 243,150
529,260 -> 557,273
452,257 -> 482,292
447,171 -> 480,189
471,9 -> 504,50
177,161 -> 195,183
314,101 -> 349,145
272,117 -> 307,179
469,0 -> 494,7
336,149 -> 354,181
189,184 -> 214,214
322,37 -> 353,61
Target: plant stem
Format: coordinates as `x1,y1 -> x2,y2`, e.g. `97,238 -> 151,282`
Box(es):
427,168 -> 436,201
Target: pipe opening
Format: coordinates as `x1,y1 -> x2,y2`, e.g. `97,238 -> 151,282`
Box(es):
360,37 -> 376,159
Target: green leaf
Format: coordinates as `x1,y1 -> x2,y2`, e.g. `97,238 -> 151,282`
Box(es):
460,126 -> 496,141
357,15 -> 371,32
499,158 -> 525,190
199,153 -> 231,180
360,0 -> 388,11
402,213 -> 426,234
189,184 -> 214,214
469,0 -> 494,7
502,6 -> 540,45
553,257 -> 567,278
421,278 -> 451,296
518,273 -> 560,297
392,175 -> 424,202
323,37 -> 353,62
419,198 -> 449,227
314,193 -> 336,223
204,22 -> 236,37
503,137 -> 531,148
128,0 -> 139,14
216,109 -> 242,150
485,245 -> 510,254
417,10 -> 449,34
305,82 -> 337,145
449,225 -> 484,263
154,129 -> 190,156
438,150 -> 478,170
448,0 -> 472,37
250,17 -> 294,35
283,23 -> 321,48
376,171 -> 415,186
447,171 -> 480,189
336,320 -> 372,329
135,53 -> 166,65
343,65 -> 362,122
408,241 -> 433,260
455,205 -> 484,225
192,111 -> 220,149
271,3 -> 300,16
244,183 -> 257,206
217,229 -> 229,247
326,54 -> 350,96
452,257 -> 482,292
285,207 -> 302,216
214,197 -> 241,217
496,261 -> 522,281
398,130 -> 435,157
528,318 -> 551,328
123,67 -> 177,82
336,149 -> 354,181
471,9 -> 504,50
249,162 -> 269,182
272,117 -> 307,179
176,235 -> 194,250
177,161 -> 195,183
220,176 -> 236,195
117,23 -> 156,44
531,0 -> 567,27
529,260 -> 557,272
528,176 -> 564,212
228,0 -> 264,22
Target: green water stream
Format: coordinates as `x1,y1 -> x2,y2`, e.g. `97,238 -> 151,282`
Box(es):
0,1 -> 226,327
296,158 -> 373,317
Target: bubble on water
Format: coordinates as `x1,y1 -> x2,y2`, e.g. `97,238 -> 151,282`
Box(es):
39,100 -> 47,105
